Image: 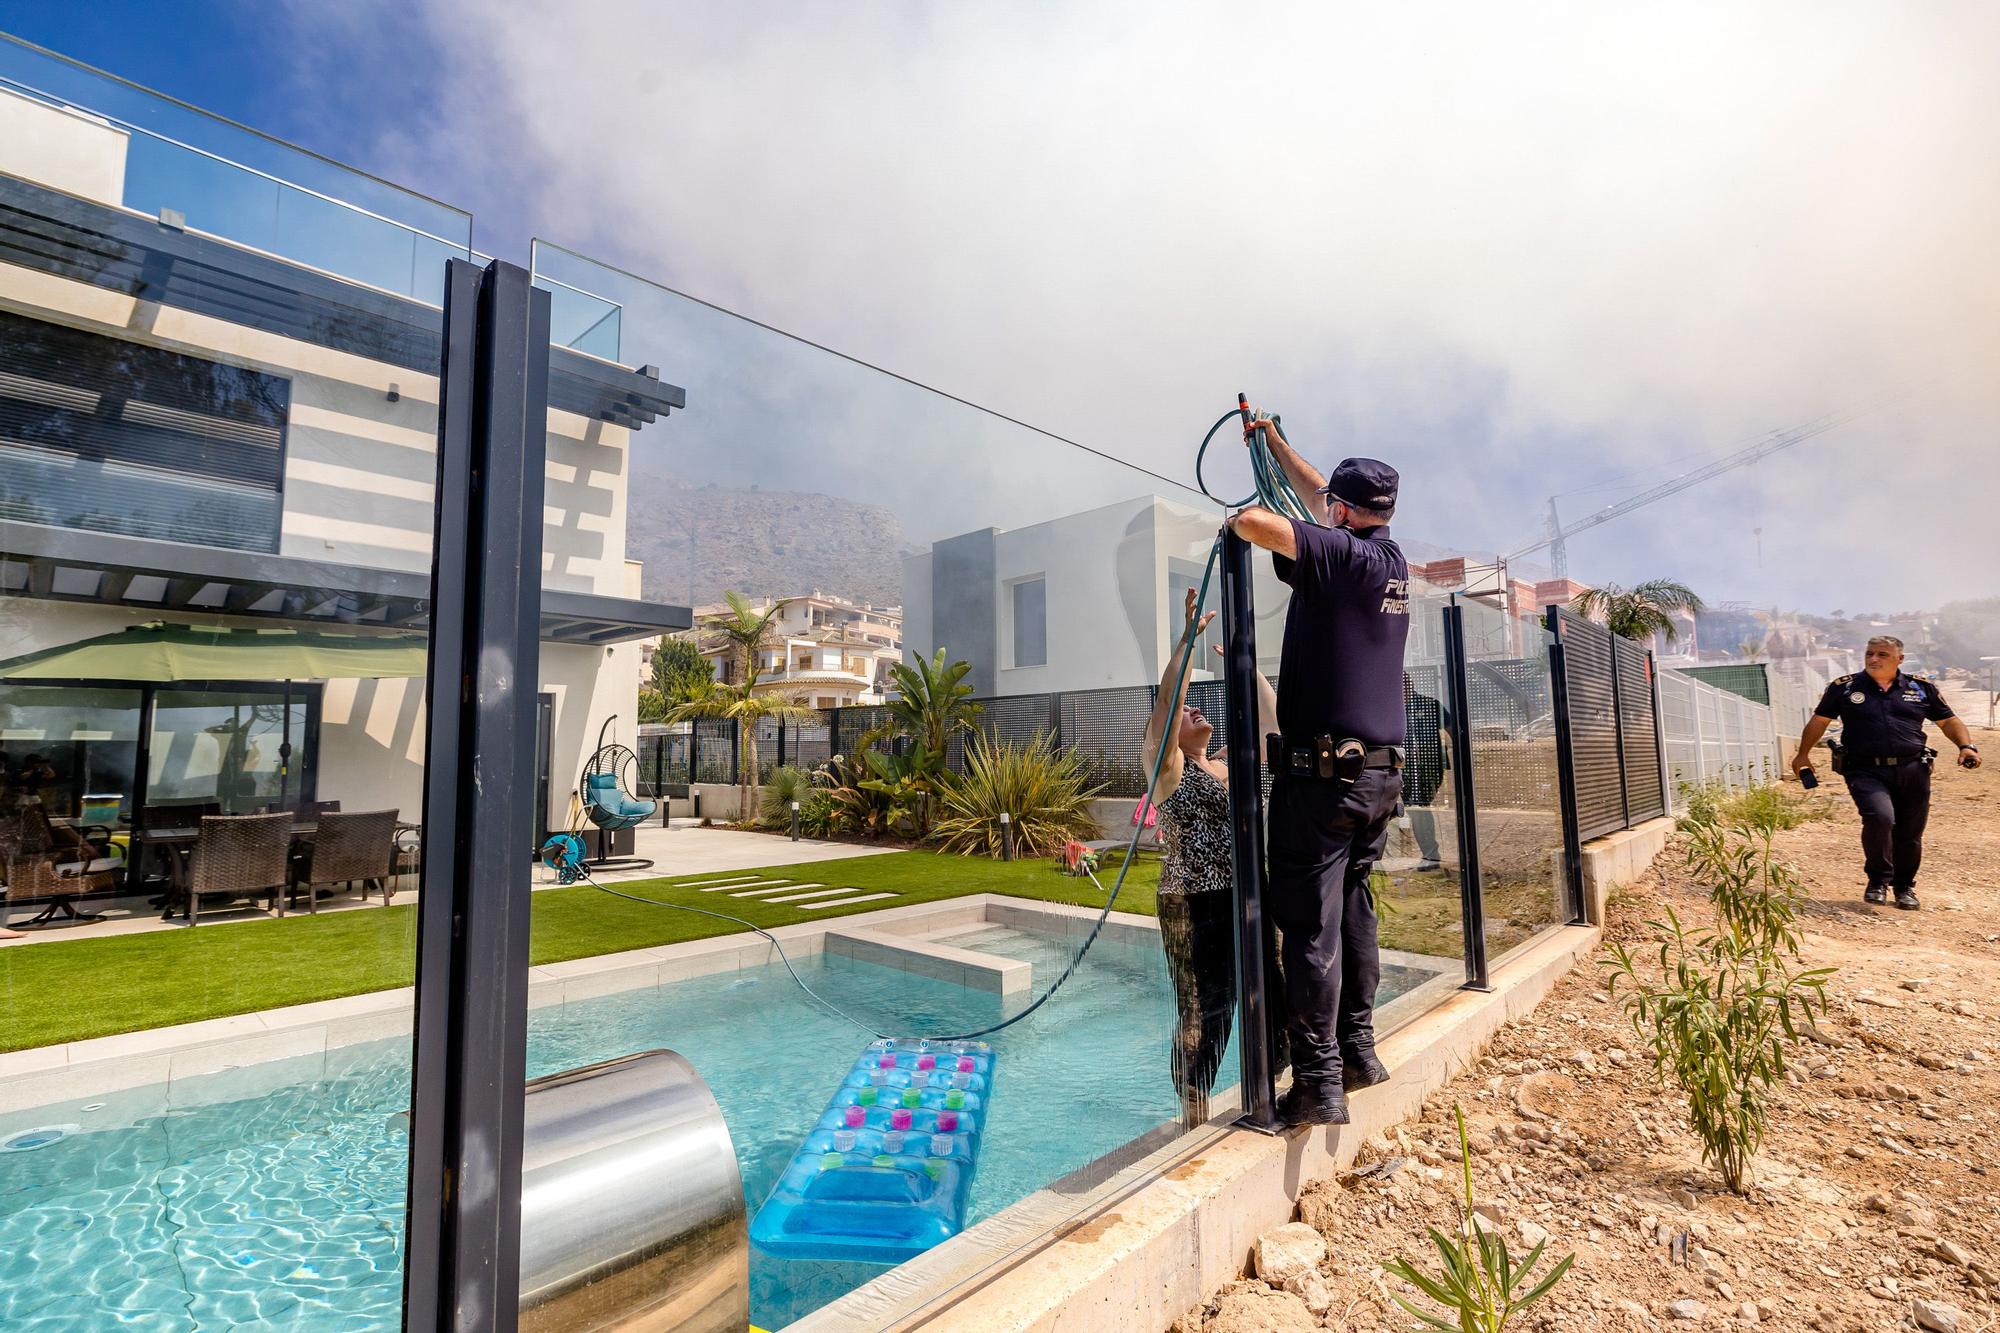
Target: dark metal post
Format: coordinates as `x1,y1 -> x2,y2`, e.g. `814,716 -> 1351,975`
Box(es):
999,811 -> 1014,861
1443,600 -> 1490,990
403,258 -> 550,1333
1219,528 -> 1280,1132
790,801 -> 801,841
1545,608 -> 1588,925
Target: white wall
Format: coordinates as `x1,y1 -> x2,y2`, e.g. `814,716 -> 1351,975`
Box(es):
0,89 -> 128,207
902,495 -> 1293,696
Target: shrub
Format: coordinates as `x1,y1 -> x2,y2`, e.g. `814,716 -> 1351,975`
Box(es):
1720,783 -> 1822,835
1675,779 -> 1727,832
932,731 -> 1102,857
1384,1104 -> 1574,1331
798,788 -> 837,839
759,765 -> 814,827
1603,908 -> 1832,1193
1682,821 -> 1807,957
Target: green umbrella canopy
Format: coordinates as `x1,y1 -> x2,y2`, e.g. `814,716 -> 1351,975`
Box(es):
0,621 -> 429,682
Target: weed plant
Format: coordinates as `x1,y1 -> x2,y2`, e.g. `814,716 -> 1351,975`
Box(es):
1384,1105 -> 1574,1331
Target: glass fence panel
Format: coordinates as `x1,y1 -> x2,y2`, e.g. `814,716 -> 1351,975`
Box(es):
522,243 -> 1330,1331
1457,595 -> 1571,966
1372,591 -> 1468,1016
0,34 -> 471,303
0,101 -> 452,1326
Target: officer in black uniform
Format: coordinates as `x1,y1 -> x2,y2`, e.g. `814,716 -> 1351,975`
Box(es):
1227,419 -> 1410,1127
1791,635 -> 1980,910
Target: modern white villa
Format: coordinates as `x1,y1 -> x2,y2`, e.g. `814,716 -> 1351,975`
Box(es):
0,81 -> 687,890
686,591 -> 901,706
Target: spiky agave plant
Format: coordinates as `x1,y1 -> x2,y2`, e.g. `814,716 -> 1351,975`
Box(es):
931,731 -> 1102,857
1384,1105 -> 1575,1331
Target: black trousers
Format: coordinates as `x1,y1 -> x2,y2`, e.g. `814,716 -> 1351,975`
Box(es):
1266,768 -> 1403,1083
1157,890 -> 1288,1128
1842,761 -> 1932,888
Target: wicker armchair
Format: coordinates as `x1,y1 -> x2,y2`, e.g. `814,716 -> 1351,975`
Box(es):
288,809 -> 397,911
0,807 -> 118,927
185,812 -> 294,925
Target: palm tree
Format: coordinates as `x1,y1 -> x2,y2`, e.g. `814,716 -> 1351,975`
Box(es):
666,684 -> 815,821
1571,579 -> 1705,643
671,591 -> 811,819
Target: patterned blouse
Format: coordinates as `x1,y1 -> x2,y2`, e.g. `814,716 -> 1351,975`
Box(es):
1156,761 -> 1232,896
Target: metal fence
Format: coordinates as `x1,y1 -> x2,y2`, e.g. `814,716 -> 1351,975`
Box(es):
1547,607 -> 1667,841
1657,667 -> 1780,793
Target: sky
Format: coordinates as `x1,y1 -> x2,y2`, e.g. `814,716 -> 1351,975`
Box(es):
4,1 -> 1997,615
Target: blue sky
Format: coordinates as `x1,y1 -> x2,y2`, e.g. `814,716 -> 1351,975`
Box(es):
4,4 -> 1995,616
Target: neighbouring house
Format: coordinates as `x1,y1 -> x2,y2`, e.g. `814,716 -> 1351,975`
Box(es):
0,78 -> 688,897
679,593 -> 902,706
900,495 -> 1304,697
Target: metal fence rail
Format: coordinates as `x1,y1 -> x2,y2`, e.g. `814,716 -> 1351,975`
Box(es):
1547,607 -> 1668,840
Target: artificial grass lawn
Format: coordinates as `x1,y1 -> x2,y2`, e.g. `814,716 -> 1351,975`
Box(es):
0,850 -> 1160,1054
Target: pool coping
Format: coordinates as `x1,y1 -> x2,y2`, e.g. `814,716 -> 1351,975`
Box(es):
0,894 -> 1162,1116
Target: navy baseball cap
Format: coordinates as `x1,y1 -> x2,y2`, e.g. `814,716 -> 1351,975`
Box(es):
1321,457 -> 1399,510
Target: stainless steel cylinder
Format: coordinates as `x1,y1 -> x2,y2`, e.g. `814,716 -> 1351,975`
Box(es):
518,1049 -> 747,1333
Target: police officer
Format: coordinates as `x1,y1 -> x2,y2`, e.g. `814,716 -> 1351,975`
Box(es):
1790,635 -> 1980,910
1227,420 -> 1410,1127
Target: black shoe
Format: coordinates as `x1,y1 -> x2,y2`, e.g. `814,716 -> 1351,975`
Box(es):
1277,1078 -> 1350,1127
1342,1052 -> 1392,1091
1894,886 -> 1920,911
1864,883 -> 1887,905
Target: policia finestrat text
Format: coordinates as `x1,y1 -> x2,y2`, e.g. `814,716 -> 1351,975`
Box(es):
1227,418 -> 1409,1128
1790,635 -> 1980,911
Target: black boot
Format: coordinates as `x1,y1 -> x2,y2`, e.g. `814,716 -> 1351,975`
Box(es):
1277,1077 -> 1350,1127
1864,882 -> 1887,905
1342,1051 -> 1391,1091
1894,885 -> 1920,911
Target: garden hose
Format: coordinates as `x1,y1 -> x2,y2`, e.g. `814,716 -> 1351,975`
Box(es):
582,396 -> 1321,1042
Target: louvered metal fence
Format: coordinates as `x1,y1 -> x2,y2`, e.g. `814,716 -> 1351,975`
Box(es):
1547,607 -> 1668,841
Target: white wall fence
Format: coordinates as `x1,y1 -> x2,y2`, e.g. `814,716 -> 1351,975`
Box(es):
1658,668 -> 1779,795
1764,653 -> 1858,739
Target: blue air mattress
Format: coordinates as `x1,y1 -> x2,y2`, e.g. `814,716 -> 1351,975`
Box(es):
748,1037 -> 996,1265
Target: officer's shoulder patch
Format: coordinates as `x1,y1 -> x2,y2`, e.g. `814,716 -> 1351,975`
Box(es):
1831,674 -> 1854,687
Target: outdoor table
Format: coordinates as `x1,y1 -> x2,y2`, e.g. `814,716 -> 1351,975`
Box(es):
133,818 -> 420,919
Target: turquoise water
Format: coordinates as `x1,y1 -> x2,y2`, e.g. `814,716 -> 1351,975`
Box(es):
0,926 -> 1437,1330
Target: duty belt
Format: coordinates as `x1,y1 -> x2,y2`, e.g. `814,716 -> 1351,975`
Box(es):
1851,752 -> 1930,767
1267,734 -> 1404,780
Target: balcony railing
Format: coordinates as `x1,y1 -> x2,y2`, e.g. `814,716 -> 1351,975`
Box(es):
0,34 -> 471,305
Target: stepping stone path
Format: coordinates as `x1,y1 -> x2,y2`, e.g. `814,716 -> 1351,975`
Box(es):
676,875 -> 900,914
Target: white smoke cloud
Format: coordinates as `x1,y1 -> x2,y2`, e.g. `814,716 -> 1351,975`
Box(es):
297,0 -> 2000,611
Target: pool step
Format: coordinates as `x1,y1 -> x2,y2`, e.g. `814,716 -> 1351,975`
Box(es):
822,924 -> 1030,995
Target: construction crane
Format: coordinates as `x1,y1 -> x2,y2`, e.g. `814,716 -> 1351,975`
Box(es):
1511,409 -> 1858,576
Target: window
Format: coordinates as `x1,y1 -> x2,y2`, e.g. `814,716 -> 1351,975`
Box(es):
1012,576 -> 1047,669
1168,564 -> 1223,669
0,310 -> 290,551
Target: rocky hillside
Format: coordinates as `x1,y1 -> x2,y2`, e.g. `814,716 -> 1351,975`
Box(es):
625,472 -> 914,608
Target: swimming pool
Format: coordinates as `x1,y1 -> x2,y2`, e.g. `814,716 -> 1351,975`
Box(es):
0,921 -> 1443,1330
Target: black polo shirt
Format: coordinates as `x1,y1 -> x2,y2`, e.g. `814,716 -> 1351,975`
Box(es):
1273,518 -> 1411,747
1813,671 -> 1954,759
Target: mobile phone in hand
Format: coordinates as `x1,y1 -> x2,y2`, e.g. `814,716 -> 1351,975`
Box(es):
1798,767 -> 1819,789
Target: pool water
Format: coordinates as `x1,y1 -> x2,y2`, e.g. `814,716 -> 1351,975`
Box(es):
0,924 -> 1439,1330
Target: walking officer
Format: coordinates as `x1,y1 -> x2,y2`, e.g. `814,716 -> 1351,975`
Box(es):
1791,635 -> 1980,910
1227,417 -> 1410,1127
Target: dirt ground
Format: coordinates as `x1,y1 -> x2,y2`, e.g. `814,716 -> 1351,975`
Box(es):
1177,709 -> 1999,1333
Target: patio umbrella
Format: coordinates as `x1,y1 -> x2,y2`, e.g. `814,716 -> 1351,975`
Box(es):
0,622 -> 429,807
0,622 -> 429,682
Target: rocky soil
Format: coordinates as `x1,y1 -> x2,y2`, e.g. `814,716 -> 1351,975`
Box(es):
1176,715 -> 1999,1333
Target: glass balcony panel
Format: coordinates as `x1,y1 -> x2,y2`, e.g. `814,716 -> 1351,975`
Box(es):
0,34 -> 470,302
